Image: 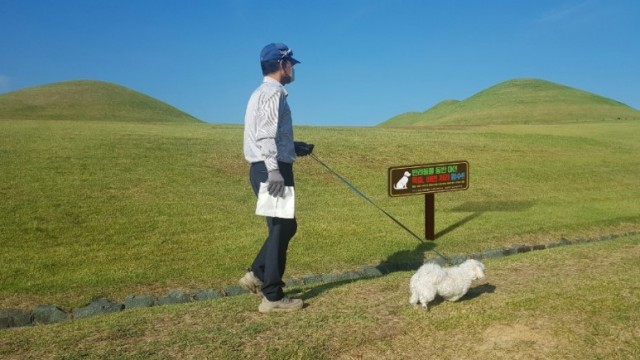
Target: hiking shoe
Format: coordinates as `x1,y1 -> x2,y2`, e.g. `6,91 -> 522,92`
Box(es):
238,271 -> 263,297
258,297 -> 304,313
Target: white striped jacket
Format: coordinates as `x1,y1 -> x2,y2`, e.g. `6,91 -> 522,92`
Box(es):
243,77 -> 296,171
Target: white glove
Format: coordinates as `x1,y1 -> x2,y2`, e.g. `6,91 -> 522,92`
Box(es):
267,170 -> 285,198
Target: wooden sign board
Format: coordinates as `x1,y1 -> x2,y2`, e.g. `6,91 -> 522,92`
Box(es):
388,160 -> 469,197
388,160 -> 469,240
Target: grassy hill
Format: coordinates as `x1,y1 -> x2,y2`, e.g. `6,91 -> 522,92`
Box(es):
0,80 -> 201,123
381,78 -> 640,126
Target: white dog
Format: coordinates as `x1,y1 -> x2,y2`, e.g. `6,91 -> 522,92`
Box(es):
409,259 -> 485,310
394,171 -> 411,190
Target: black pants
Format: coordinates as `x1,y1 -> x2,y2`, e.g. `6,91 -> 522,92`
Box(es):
249,161 -> 297,301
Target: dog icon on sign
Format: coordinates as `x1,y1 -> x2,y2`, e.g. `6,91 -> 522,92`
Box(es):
394,171 -> 411,190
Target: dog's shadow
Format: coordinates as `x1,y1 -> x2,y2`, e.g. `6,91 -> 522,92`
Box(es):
463,283 -> 496,300
426,283 -> 497,309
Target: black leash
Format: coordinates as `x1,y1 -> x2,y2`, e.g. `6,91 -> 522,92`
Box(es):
309,153 -> 450,263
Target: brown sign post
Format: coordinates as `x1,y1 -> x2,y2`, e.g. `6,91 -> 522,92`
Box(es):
388,161 -> 469,240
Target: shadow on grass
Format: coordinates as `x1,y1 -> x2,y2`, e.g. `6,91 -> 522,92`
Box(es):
294,200 -> 531,301
435,211 -> 483,239
295,278 -> 364,302
436,200 -> 537,239
452,200 -> 537,213
382,241 -> 438,267
296,279 -> 496,306
416,283 -> 497,310
462,283 -> 497,301
295,242 -> 438,301
377,200 -> 538,269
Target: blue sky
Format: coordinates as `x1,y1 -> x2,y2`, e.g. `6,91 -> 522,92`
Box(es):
1,0 -> 639,126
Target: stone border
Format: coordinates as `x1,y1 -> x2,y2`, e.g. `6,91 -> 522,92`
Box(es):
1,231 -> 637,330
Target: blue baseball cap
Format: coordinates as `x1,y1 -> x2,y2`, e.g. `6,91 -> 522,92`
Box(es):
260,43 -> 300,64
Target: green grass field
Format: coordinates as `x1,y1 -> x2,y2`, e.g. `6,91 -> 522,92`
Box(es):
1,235 -> 638,359
1,119 -> 639,310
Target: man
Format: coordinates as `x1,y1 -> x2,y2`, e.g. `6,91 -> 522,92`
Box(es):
240,43 -> 313,313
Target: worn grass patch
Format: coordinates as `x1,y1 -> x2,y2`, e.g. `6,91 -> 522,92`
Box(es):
1,236 -> 638,359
